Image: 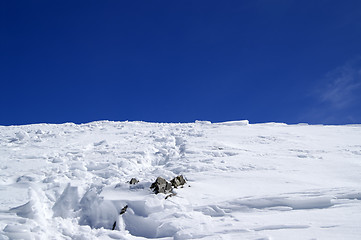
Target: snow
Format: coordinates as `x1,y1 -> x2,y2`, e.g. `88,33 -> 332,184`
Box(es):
0,120 -> 360,239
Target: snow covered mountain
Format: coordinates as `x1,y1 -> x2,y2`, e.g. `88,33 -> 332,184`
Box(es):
0,120 -> 360,239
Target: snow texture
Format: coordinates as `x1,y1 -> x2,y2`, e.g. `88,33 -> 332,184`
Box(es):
0,120 -> 360,239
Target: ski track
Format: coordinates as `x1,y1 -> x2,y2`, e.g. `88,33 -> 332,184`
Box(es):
0,120 -> 360,239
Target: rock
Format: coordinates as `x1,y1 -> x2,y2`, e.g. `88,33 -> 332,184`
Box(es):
165,192 -> 177,200
170,175 -> 186,188
150,177 -> 172,194
112,205 -> 128,230
129,178 -> 139,185
120,205 -> 128,215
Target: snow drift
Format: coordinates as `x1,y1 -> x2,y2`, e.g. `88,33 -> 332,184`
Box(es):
0,120 -> 360,239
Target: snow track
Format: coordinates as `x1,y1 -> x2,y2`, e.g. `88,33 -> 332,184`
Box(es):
0,121 -> 360,239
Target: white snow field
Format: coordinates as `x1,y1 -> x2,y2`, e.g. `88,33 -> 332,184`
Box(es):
0,120 -> 360,240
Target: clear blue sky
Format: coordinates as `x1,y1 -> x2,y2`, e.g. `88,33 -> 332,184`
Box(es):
1,1 -> 361,125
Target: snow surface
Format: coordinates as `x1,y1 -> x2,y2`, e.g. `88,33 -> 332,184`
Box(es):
0,120 -> 360,239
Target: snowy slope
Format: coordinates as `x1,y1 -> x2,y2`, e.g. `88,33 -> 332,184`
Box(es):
0,120 -> 360,240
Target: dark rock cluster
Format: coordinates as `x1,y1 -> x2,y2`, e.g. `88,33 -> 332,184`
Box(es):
150,177 -> 173,194
170,175 -> 186,188
150,175 -> 186,194
127,175 -> 187,195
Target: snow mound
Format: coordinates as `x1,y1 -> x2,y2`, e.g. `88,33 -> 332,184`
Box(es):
52,184 -> 79,218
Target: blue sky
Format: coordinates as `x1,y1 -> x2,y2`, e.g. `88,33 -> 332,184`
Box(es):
1,1 -> 361,125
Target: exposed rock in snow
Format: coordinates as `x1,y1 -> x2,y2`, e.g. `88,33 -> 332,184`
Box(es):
150,177 -> 172,194
129,178 -> 139,185
170,175 -> 186,188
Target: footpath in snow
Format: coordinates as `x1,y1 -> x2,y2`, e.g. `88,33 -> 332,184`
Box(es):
0,120 -> 360,239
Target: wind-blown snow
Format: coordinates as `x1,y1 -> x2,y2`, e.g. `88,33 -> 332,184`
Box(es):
0,120 -> 360,239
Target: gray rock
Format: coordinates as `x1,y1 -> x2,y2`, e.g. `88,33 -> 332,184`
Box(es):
120,205 -> 128,215
112,206 -> 128,230
150,177 -> 172,194
170,175 -> 186,188
129,178 -> 139,185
